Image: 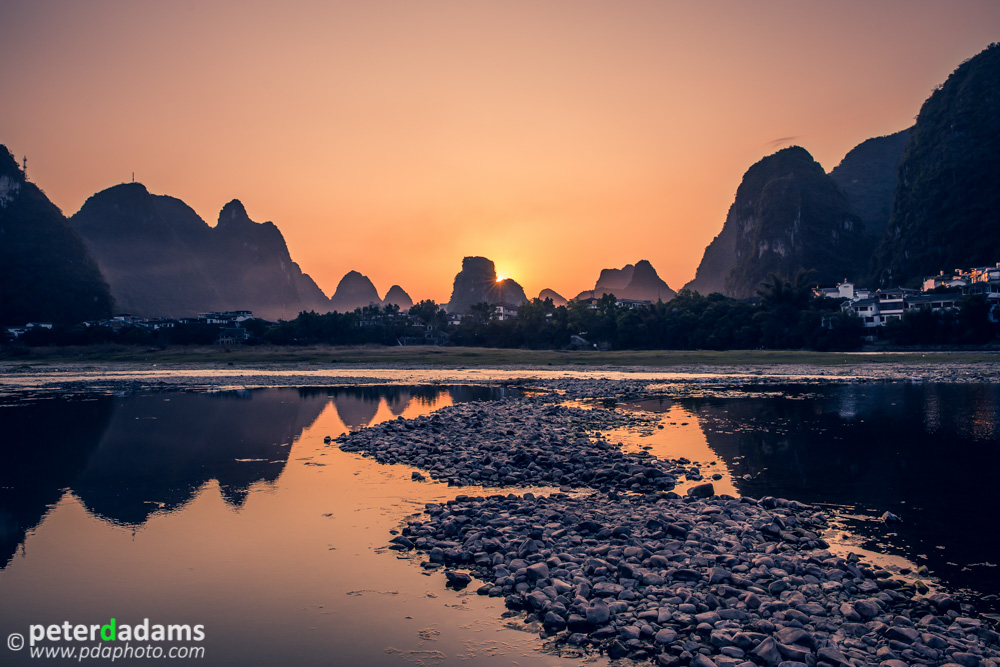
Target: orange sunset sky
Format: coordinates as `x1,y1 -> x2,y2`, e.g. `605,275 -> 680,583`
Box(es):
2,1 -> 998,303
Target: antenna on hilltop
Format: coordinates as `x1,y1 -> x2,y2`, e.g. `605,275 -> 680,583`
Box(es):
131,171 -> 134,183
22,156 -> 27,180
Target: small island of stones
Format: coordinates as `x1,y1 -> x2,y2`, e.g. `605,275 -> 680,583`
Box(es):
336,381 -> 1000,667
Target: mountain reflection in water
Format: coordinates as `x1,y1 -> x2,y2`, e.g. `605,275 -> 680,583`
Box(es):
0,385 -> 512,568
3,379 -> 999,664
2,383 -> 585,667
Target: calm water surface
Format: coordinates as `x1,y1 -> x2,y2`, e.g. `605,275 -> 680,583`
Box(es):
604,383 -> 1000,607
2,380 -> 999,665
0,385 -> 588,667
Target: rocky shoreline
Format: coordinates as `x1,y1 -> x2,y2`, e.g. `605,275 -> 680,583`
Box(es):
5,358 -> 1000,401
336,391 -> 1000,667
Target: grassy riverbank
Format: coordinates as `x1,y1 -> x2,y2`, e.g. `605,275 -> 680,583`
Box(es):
3,344 -> 1000,367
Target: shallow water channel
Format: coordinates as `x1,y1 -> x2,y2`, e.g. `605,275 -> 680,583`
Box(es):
1,380 -> 998,664
598,383 -> 1000,609
0,385 -> 592,666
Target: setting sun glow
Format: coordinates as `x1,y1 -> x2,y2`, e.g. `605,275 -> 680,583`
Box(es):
2,1 -> 997,303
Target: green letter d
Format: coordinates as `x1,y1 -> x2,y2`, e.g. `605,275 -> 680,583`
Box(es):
101,618 -> 116,641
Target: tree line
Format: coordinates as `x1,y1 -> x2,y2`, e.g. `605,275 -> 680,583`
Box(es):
5,275 -> 997,351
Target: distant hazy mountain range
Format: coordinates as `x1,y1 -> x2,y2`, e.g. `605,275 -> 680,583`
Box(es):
69,185 -> 331,321
328,271 -> 380,313
3,43 -> 997,325
537,289 -> 567,306
327,271 -> 413,313
574,260 -> 676,303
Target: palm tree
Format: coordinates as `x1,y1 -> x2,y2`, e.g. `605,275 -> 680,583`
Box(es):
755,269 -> 816,348
756,269 -> 815,311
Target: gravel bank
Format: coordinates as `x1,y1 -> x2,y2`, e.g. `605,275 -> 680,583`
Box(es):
337,399 -> 691,492
395,492 -> 1000,666
334,390 -> 1000,666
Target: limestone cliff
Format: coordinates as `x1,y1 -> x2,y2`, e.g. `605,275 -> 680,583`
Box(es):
0,145 -> 113,324
685,146 -> 867,298
383,285 -> 413,310
538,288 -> 567,306
446,256 -> 527,313
71,187 -> 330,320
581,260 -> 675,302
872,43 -> 1000,285
329,271 -> 381,312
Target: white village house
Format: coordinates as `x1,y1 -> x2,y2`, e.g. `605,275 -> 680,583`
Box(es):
814,262 -> 1000,335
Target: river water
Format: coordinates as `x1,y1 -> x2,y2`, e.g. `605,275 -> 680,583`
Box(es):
1,377 -> 998,664
602,383 -> 1000,608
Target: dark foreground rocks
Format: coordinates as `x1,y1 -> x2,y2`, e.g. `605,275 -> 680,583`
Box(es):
396,492 -> 1000,666
338,398 -> 689,493
336,389 -> 1000,666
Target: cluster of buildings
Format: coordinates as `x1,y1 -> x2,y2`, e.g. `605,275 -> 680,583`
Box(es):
482,297 -> 653,325
5,311 -> 257,344
814,262 -> 1000,332
4,321 -> 54,339
576,296 -> 653,311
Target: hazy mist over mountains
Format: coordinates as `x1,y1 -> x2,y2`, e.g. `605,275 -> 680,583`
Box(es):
69,185 -> 331,321
2,43 -> 999,326
576,260 -> 676,303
